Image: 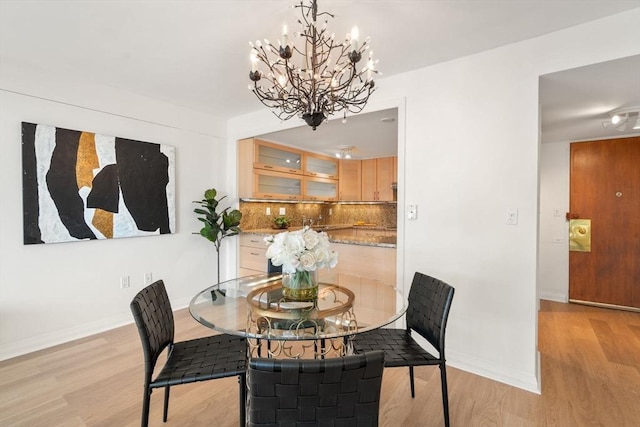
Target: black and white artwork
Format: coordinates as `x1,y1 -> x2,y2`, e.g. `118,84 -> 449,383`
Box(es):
21,122 -> 176,244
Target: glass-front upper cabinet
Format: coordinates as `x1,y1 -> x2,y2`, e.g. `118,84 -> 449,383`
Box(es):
254,140 -> 303,175
304,153 -> 338,179
254,169 -> 302,200
304,177 -> 338,201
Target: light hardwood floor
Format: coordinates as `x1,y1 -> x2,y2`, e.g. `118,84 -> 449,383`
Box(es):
1,300 -> 639,426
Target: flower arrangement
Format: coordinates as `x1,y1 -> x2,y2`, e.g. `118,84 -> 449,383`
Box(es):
264,226 -> 338,274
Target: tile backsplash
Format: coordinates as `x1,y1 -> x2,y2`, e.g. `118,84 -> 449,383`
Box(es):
239,202 -> 397,230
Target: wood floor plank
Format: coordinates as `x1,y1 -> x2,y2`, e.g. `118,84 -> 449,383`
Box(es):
1,300 -> 639,426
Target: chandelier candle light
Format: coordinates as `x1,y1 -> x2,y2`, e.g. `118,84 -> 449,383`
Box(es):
264,227 -> 338,301
249,0 -> 379,130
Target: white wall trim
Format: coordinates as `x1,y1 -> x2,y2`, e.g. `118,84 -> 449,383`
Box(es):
539,291 -> 569,303
0,314 -> 132,361
448,349 -> 541,394
0,298 -> 195,362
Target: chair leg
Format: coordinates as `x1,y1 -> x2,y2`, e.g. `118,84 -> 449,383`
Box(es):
163,385 -> 170,422
409,366 -> 415,398
239,373 -> 247,427
141,385 -> 151,427
439,363 -> 450,427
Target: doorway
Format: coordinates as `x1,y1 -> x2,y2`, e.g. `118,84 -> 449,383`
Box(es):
538,55 -> 640,305
568,137 -> 640,310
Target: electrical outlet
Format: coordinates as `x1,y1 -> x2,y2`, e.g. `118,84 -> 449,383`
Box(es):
144,272 -> 153,285
407,204 -> 418,220
120,276 -> 130,289
329,208 -> 332,216
279,207 -> 286,215
506,208 -> 518,225
266,207 -> 271,216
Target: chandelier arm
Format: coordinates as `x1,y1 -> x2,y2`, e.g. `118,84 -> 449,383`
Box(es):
327,66 -> 360,93
251,88 -> 297,120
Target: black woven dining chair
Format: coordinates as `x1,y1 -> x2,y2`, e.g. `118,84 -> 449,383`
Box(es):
247,350 -> 385,426
130,280 -> 247,427
352,272 -> 455,427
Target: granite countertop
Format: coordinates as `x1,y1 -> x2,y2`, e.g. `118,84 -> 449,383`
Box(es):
242,224 -> 397,248
328,235 -> 397,248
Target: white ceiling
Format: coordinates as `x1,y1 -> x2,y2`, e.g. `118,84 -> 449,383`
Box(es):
540,55 -> 640,144
1,1 -> 638,154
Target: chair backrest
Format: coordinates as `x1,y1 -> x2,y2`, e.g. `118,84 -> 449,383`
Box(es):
406,272 -> 455,358
247,351 -> 385,426
130,280 -> 175,377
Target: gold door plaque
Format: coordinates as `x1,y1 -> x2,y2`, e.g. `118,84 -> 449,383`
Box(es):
569,219 -> 591,252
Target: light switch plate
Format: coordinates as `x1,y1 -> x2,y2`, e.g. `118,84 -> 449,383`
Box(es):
506,208 -> 518,225
407,204 -> 418,220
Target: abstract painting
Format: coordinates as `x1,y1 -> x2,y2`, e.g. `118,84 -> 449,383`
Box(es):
22,122 -> 175,244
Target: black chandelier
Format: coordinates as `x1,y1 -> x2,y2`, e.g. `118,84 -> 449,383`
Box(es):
249,0 -> 378,130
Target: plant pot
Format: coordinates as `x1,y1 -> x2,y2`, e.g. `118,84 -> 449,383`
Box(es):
281,270 -> 318,301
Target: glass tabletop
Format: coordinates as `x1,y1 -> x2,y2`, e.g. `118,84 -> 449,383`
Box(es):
189,273 -> 407,341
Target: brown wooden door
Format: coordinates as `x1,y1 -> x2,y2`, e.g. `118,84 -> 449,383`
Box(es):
569,137 -> 640,309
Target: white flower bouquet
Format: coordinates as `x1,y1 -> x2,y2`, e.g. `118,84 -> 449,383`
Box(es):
264,227 -> 338,298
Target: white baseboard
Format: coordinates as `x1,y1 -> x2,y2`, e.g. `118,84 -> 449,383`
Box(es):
447,349 -> 541,394
539,290 -> 568,303
0,299 -> 197,362
0,313 -> 133,362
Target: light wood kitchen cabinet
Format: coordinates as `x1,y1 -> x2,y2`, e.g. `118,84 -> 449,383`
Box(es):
329,242 -> 396,286
253,139 -> 303,174
338,159 -> 361,201
304,153 -> 338,179
239,138 -> 304,198
239,233 -> 268,276
303,177 -> 338,201
361,156 -> 397,201
253,169 -> 302,200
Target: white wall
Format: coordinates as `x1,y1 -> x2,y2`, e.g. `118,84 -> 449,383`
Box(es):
0,61 -> 230,360
229,9 -> 640,393
539,141 -> 570,302
1,7 -> 638,390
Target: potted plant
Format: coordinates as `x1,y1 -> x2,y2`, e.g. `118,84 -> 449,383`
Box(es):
273,215 -> 290,229
193,188 -> 242,301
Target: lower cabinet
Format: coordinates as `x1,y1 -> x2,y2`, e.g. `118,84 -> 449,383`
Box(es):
239,234 -> 268,276
240,234 -> 397,294
318,242 -> 396,287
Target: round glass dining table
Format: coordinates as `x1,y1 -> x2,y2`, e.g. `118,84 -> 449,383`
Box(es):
189,273 -> 406,358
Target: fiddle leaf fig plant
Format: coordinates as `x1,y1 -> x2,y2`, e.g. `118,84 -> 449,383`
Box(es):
193,188 -> 242,290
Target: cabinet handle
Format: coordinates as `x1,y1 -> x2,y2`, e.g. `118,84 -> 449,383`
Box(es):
264,194 -> 273,198
309,172 -> 317,176
264,165 -> 274,169
288,169 -> 298,173
250,239 -> 260,243
250,252 -> 260,256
